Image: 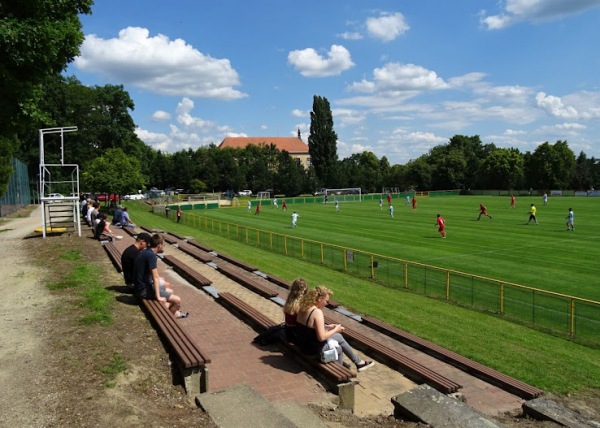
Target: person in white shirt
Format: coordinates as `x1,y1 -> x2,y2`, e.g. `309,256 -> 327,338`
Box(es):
291,211 -> 300,227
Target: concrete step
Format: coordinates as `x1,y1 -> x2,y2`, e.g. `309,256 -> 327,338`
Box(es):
196,384 -> 327,428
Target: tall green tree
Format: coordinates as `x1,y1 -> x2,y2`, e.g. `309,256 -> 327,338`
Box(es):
0,0 -> 93,195
81,148 -> 146,197
525,141 -> 576,190
308,95 -> 338,187
480,148 -> 524,190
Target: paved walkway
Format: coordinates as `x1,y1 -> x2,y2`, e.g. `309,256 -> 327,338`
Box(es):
110,229 -> 525,418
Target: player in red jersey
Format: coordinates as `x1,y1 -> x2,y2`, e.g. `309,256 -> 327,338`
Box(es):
510,194 -> 516,209
478,203 -> 492,220
435,214 -> 446,238
412,196 -> 417,210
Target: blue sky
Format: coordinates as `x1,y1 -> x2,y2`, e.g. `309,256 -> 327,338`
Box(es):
68,0 -> 600,165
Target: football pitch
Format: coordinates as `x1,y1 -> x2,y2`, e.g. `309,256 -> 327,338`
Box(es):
198,195 -> 600,303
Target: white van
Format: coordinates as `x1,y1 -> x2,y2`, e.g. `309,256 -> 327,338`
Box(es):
237,190 -> 252,196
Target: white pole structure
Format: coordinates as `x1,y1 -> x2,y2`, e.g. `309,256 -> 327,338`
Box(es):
39,126 -> 78,238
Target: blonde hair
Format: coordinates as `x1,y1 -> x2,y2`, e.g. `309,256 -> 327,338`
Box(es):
283,278 -> 307,315
299,286 -> 333,312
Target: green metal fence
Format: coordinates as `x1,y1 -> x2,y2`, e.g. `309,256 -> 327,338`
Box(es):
0,158 -> 32,217
169,210 -> 600,345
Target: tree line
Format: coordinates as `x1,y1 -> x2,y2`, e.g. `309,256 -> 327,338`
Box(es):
2,2 -> 598,198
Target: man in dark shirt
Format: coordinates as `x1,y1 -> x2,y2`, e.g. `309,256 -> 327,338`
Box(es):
133,234 -> 188,318
121,232 -> 151,287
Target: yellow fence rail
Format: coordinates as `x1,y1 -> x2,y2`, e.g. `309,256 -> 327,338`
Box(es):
172,211 -> 600,346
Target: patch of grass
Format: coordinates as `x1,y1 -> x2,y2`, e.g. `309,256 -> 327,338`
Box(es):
59,249 -> 82,261
0,228 -> 11,233
100,352 -> 127,388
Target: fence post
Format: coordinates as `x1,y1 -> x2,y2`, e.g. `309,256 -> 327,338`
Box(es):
320,244 -> 324,264
344,249 -> 347,271
570,298 -> 575,337
446,271 -> 450,300
404,263 -> 408,288
500,283 -> 505,314
284,236 -> 288,255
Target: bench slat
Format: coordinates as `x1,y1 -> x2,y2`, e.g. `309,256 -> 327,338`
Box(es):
162,255 -> 212,288
177,242 -> 213,263
186,239 -> 213,253
216,252 -> 258,272
102,242 -> 123,272
216,264 -> 278,298
325,316 -> 460,393
362,316 -> 542,399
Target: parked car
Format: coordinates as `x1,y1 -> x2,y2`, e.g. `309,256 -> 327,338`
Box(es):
237,190 -> 252,196
124,194 -> 146,200
96,193 -> 119,202
46,193 -> 64,203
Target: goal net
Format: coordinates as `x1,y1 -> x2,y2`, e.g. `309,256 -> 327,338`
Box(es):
256,191 -> 271,201
324,188 -> 362,203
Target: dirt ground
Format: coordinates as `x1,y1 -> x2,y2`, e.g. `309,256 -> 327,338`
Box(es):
0,205 -> 598,428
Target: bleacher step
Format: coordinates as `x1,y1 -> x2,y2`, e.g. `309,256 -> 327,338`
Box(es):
196,384 -> 327,428
392,384 -> 507,428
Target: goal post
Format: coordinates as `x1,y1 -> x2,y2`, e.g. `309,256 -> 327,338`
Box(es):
256,191 -> 271,201
324,188 -> 362,202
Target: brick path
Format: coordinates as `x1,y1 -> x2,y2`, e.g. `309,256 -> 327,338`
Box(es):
110,230 -> 525,418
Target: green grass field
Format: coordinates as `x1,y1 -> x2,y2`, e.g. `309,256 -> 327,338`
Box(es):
127,197 -> 600,394
195,195 -> 600,302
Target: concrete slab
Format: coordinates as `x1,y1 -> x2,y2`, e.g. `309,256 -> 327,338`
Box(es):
273,402 -> 328,428
392,384 -> 507,428
523,397 -> 599,428
197,384 -> 297,428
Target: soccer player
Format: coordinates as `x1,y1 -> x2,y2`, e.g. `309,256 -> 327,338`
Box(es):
379,197 -> 383,210
255,202 -> 261,215
565,208 -> 574,231
543,193 -> 548,206
387,193 -> 392,206
510,194 -> 516,209
247,200 -> 252,213
435,214 -> 446,238
412,196 -> 417,210
273,197 -> 278,209
291,211 -> 299,227
527,203 -> 538,225
478,204 -> 492,220
389,204 -> 394,218
282,199 -> 287,211
335,199 -> 340,213
405,195 -> 410,206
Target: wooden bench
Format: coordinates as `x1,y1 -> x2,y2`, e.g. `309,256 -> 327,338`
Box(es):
265,274 -> 292,290
177,242 -> 213,263
362,316 -> 543,399
140,299 -> 210,396
215,252 -> 258,272
216,263 -> 278,298
162,233 -> 179,245
121,226 -> 136,237
187,239 -> 213,253
102,241 -> 123,272
139,225 -> 163,234
168,231 -> 187,240
218,292 -> 356,410
324,315 -> 461,394
162,255 -> 212,288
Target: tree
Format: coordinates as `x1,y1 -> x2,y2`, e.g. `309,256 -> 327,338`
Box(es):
525,141 -> 576,189
480,148 -> 524,190
308,95 -> 338,187
0,0 -> 93,195
81,148 -> 146,198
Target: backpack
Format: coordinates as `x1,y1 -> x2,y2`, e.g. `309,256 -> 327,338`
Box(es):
253,324 -> 286,346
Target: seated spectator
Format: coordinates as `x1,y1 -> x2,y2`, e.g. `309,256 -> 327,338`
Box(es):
295,286 -> 374,371
95,213 -> 122,241
121,232 -> 151,287
120,207 -> 136,231
85,201 -> 95,227
133,234 -> 188,319
282,278 -> 307,343
112,205 -> 124,227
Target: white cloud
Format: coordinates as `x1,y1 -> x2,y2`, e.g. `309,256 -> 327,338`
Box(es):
291,109 -> 308,118
151,110 -> 171,122
287,44 -> 355,77
535,92 -> 579,119
481,0 -> 600,29
74,27 -> 247,100
366,12 -> 410,42
338,31 -> 363,40
349,63 -> 448,94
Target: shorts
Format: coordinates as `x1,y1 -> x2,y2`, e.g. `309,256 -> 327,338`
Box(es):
139,285 -> 171,300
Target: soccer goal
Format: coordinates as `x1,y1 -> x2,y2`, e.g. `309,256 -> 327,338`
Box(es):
324,188 -> 362,203
256,191 -> 271,201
